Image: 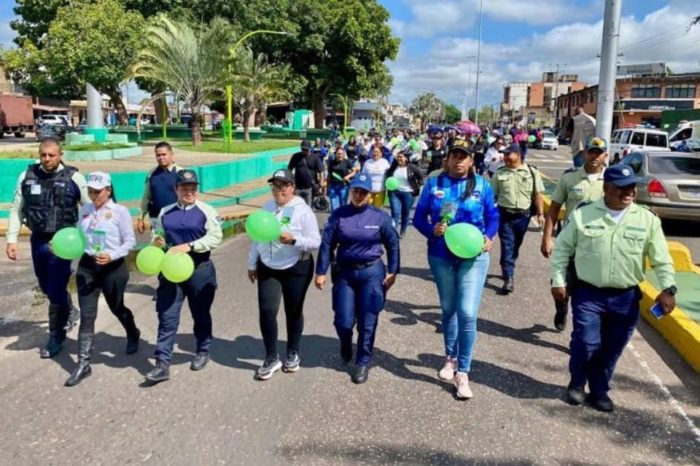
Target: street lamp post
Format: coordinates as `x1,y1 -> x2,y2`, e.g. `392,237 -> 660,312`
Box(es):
225,30 -> 290,150
474,0 -> 484,125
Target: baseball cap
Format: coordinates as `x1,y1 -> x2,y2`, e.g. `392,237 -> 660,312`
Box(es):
349,173 -> 372,192
267,169 -> 294,184
175,169 -> 199,185
449,139 -> 473,156
86,171 -> 111,190
604,165 -> 639,187
300,139 -> 311,150
586,137 -> 608,152
499,143 -> 522,155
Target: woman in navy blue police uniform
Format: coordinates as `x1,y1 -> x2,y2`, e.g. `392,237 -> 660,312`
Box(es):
145,169 -> 223,384
314,173 -> 400,384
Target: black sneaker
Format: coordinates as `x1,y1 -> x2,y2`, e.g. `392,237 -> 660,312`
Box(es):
190,351 -> 210,371
283,351 -> 300,373
587,393 -> 615,413
255,356 -> 282,380
145,361 -> 170,384
554,308 -> 568,332
566,385 -> 586,405
501,278 -> 514,294
352,365 -> 369,384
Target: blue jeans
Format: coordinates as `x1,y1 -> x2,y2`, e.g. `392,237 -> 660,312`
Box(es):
428,253 -> 490,372
328,183 -> 348,212
30,233 -> 72,307
155,260 -> 217,364
331,260 -> 386,366
498,210 -> 531,279
388,190 -> 414,235
569,283 -> 641,397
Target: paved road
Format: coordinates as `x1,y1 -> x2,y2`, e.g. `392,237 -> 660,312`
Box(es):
528,146 -> 700,263
0,213 -> 698,464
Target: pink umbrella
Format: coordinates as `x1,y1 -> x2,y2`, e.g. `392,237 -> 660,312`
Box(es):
455,120 -> 481,135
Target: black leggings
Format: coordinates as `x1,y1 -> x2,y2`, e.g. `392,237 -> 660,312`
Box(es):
257,257 -> 314,359
76,255 -> 138,338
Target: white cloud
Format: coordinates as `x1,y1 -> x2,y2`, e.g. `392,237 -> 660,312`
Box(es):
388,2 -> 700,107
0,21 -> 16,48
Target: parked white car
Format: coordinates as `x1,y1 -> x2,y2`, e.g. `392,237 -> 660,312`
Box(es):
540,130 -> 559,150
38,114 -> 70,126
609,127 -> 670,164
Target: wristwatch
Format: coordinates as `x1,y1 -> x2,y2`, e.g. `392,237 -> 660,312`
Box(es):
662,286 -> 677,296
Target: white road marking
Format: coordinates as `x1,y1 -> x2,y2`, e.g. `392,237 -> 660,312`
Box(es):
629,342 -> 700,443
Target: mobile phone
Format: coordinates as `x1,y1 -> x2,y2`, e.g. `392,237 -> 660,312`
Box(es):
650,302 -> 665,320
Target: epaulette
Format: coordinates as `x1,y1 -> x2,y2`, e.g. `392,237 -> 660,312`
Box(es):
575,201 -> 592,210
638,204 -> 657,215
562,167 -> 578,174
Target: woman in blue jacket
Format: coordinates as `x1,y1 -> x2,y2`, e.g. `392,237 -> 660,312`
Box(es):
413,140 -> 499,399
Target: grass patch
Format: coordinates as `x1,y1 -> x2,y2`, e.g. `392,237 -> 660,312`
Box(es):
176,139 -> 299,154
65,143 -> 133,151
0,151 -> 37,159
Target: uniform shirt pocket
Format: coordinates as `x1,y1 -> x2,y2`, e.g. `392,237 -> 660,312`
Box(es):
582,227 -> 606,253
622,229 -> 646,254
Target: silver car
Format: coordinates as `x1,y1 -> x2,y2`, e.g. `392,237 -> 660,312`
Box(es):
619,151 -> 700,221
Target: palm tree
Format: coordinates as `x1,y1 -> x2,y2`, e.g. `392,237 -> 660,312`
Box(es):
231,48 -> 289,142
130,16 -> 234,145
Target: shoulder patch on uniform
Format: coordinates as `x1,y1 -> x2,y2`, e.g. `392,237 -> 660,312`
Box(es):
563,167 -> 578,174
575,201 -> 592,210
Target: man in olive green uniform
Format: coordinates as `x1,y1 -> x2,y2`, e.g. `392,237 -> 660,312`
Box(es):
541,137 -> 607,331
551,164 -> 676,412
491,143 -> 545,294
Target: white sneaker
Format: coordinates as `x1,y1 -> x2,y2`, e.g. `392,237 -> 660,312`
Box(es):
438,357 -> 457,381
256,357 -> 282,380
454,372 -> 473,399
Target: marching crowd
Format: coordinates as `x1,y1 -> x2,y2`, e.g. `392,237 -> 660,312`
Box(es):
4,116 -> 678,412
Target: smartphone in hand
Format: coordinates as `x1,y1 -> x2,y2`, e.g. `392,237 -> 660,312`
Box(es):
650,302 -> 665,320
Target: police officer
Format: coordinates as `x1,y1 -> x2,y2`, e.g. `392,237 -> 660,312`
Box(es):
425,129 -> 448,174
136,141 -> 184,234
541,137 -> 607,331
66,172 -> 139,386
5,138 -> 88,358
145,169 -> 223,384
314,173 -> 400,384
491,143 -> 545,294
551,165 -> 676,412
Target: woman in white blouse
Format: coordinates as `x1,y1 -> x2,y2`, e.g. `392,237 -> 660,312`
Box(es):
247,169 -> 321,381
361,145 -> 391,208
386,148 -> 424,238
65,171 -> 138,387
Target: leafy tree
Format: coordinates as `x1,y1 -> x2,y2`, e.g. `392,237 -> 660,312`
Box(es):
410,92 -> 443,132
131,15 -> 234,145
6,0 -> 145,123
443,102 -> 462,124
231,48 -> 289,142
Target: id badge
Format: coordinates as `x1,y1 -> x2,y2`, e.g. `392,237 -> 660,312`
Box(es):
92,229 -> 107,253
30,184 -> 42,195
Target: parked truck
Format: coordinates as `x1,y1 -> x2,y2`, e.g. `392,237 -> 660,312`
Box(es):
0,94 -> 34,138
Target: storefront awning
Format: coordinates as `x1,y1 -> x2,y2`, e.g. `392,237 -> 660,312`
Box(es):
33,104 -> 69,112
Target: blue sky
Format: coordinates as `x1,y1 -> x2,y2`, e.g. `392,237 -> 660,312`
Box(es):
2,1 -> 700,108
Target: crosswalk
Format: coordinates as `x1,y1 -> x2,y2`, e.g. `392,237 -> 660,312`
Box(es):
526,152 -> 574,165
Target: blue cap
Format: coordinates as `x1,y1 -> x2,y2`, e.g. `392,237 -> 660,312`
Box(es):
499,143 -> 522,155
586,136 -> 608,152
176,169 -> 199,185
349,173 -> 372,192
604,165 -> 638,187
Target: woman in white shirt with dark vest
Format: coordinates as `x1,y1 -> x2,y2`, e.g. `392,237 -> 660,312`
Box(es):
65,172 -> 138,387
247,169 -> 321,380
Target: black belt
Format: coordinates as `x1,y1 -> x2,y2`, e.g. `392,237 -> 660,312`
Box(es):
578,280 -> 638,294
342,259 -> 380,270
498,207 -> 529,215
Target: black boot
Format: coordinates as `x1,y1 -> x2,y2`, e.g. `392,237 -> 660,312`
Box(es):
40,304 -> 67,359
117,310 -> 140,355
65,334 -> 93,387
63,295 -> 80,332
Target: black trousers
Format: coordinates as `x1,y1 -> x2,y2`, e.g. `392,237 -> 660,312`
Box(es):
257,257 -> 314,359
76,255 -> 138,339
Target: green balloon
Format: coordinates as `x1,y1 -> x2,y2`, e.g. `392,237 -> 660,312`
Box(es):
444,223 -> 485,259
528,135 -> 536,143
161,252 -> 195,283
136,246 -> 165,276
385,177 -> 400,191
245,210 -> 281,242
51,227 -> 87,260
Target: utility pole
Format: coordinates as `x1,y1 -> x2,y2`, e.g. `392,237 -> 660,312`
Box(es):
474,0 -> 484,125
596,0 -> 623,151
462,55 -> 476,120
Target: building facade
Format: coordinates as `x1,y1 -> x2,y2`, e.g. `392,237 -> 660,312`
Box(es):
555,71 -> 700,130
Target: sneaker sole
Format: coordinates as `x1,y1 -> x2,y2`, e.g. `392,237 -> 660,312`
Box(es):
283,364 -> 300,373
144,375 -> 169,384
455,390 -> 474,400
256,362 -> 282,380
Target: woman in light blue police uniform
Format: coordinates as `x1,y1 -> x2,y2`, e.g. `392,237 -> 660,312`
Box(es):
314,173 -> 400,385
414,140 -> 499,399
65,172 -> 138,386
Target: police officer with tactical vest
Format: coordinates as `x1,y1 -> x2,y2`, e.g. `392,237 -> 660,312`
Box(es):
5,138 -> 88,358
551,164 -> 676,412
136,141 -> 184,234
491,143 -> 545,294
541,137 -> 607,331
